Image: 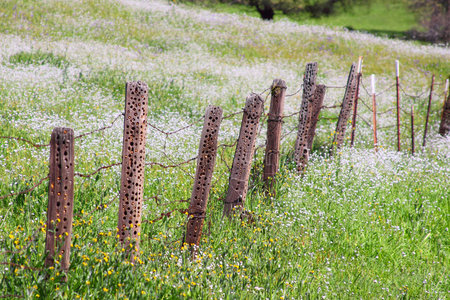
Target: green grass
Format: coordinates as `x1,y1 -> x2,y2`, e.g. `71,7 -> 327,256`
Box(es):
0,0 -> 449,298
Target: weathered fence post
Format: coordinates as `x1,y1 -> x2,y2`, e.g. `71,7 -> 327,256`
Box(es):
411,104 -> 415,155
185,105 -> 222,254
371,74 -> 378,152
294,62 -> 318,173
439,81 -> 450,136
350,57 -> 363,148
307,85 -> 326,150
395,60 -> 401,151
118,81 -> 148,258
223,94 -> 264,217
332,63 -> 358,149
45,128 -> 75,272
423,74 -> 435,147
263,79 -> 286,195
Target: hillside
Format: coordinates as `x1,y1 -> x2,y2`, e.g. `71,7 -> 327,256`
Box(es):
0,0 -> 449,298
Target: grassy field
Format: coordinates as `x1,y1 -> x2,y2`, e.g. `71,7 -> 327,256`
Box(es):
0,0 -> 449,299
190,0 -> 419,40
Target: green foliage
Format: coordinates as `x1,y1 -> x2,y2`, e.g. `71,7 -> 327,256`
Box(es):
8,51 -> 70,68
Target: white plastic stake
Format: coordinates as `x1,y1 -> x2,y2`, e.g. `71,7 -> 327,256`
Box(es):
395,60 -> 400,77
357,56 -> 363,74
371,74 -> 376,95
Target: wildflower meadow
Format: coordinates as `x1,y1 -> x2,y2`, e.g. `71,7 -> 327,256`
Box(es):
0,0 -> 449,298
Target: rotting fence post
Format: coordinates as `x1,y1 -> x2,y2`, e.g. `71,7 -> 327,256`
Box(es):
439,79 -> 450,136
45,128 -> 75,273
395,60 -> 401,151
223,94 -> 264,217
185,105 -> 222,255
263,79 -> 286,195
332,63 -> 358,150
371,74 -> 378,152
350,56 -> 363,148
307,85 -> 326,150
423,74 -> 435,147
117,81 -> 148,258
294,62 -> 318,173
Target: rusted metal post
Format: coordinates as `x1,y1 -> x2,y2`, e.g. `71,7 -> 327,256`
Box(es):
411,104 -> 415,155
45,128 -> 75,272
307,85 -> 326,150
423,74 -> 435,147
118,81 -> 148,257
294,62 -> 318,173
263,79 -> 286,195
185,105 -> 222,253
350,57 -> 363,148
371,74 -> 378,152
223,94 -> 264,217
439,79 -> 450,136
332,63 -> 358,149
395,60 -> 401,151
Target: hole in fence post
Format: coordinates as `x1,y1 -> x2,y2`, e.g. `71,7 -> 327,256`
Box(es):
307,85 -> 326,150
294,62 -> 318,173
118,81 -> 149,259
184,105 -> 223,258
45,127 -> 74,275
439,82 -> 450,136
423,74 -> 434,147
332,63 -> 358,151
223,94 -> 264,217
350,57 -> 363,148
263,79 -> 286,196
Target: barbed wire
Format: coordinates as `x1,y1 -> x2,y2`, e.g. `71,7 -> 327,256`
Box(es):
74,113 -> 124,140
142,208 -> 188,224
74,163 -> 122,178
147,116 -> 204,136
0,175 -> 49,201
145,156 -> 198,170
0,136 -> 50,148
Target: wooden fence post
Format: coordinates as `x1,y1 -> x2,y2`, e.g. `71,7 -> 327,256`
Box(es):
439,82 -> 450,136
118,81 -> 148,258
371,74 -> 378,152
423,74 -> 435,147
263,79 -> 286,195
185,105 -> 222,254
45,128 -> 75,273
332,63 -> 358,149
223,94 -> 264,217
307,85 -> 326,150
350,57 -> 363,148
294,62 -> 318,173
395,60 -> 401,151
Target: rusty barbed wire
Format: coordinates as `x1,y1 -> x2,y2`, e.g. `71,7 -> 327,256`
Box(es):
0,262 -> 42,272
222,110 -> 244,120
74,113 -> 124,140
74,193 -> 119,221
0,136 -> 49,148
74,162 -> 122,178
145,195 -> 190,206
142,208 -> 188,224
325,85 -> 346,89
399,83 -> 428,99
147,116 -> 204,136
0,175 -> 49,201
145,156 -> 197,169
